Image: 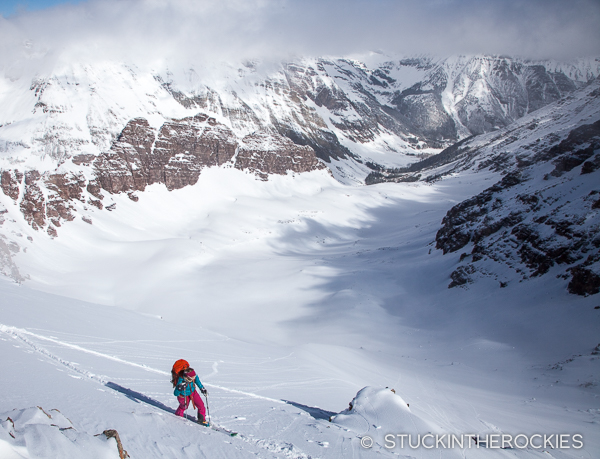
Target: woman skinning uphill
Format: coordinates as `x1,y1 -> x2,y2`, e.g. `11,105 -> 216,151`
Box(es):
171,359 -> 209,426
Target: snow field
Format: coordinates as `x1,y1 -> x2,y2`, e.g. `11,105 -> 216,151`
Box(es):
1,163 -> 599,457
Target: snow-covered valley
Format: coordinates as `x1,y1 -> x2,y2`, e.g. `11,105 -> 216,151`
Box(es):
1,160 -> 599,457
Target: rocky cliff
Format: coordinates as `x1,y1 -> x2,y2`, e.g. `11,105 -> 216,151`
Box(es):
436,119 -> 600,296
370,80 -> 600,296
0,112 -> 326,242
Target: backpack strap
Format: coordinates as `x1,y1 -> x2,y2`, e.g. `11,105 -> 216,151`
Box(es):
176,368 -> 196,393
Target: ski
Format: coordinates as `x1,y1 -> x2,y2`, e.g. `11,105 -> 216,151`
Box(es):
180,414 -> 238,437
209,424 -> 238,437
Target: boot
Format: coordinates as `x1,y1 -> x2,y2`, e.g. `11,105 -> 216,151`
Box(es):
197,413 -> 209,427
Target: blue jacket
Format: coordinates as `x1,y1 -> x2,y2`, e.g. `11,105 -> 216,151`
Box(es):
174,371 -> 204,397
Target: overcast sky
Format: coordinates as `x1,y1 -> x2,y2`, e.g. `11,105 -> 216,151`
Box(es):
1,0 -> 599,73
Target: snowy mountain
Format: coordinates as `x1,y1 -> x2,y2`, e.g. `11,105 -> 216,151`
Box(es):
2,55 -> 598,170
368,77 -> 600,296
1,54 -> 598,250
2,51 -> 600,459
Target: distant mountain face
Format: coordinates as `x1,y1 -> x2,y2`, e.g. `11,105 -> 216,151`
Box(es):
156,55 -> 599,159
371,80 -> 600,296
0,53 -> 599,284
2,55 -> 597,168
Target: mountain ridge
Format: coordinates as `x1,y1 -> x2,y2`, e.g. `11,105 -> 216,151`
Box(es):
1,54 -> 599,294
369,79 -> 600,295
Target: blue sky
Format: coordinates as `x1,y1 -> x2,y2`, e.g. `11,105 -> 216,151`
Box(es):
0,0 -> 84,17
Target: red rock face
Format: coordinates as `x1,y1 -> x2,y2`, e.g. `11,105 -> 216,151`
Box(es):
93,113 -> 324,192
1,170 -> 23,201
155,114 -> 238,190
46,173 -> 86,202
94,115 -> 240,192
94,118 -> 156,193
20,171 -> 46,230
46,173 -> 87,224
86,179 -> 104,200
235,132 -> 326,180
0,112 -> 325,235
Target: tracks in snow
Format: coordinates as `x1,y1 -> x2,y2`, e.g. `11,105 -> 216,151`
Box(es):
0,322 -> 282,403
0,322 -> 318,459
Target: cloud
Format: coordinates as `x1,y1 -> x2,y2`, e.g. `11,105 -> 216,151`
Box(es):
0,0 -> 598,77
272,0 -> 600,60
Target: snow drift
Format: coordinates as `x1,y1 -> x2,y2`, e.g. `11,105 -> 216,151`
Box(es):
0,407 -> 124,459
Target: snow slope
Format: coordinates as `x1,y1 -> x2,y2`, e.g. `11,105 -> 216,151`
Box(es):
2,272 -> 598,458
1,159 -> 599,457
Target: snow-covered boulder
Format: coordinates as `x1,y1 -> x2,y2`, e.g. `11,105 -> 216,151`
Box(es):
0,407 -> 124,459
330,386 -> 435,437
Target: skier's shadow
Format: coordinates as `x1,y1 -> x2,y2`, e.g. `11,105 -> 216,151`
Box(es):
283,400 -> 336,420
106,381 -> 195,421
106,382 -> 175,413
107,381 -> 335,422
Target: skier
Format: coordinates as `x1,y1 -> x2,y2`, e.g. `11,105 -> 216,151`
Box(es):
171,359 -> 209,426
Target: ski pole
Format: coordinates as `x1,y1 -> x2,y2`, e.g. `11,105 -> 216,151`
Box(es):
203,391 -> 211,424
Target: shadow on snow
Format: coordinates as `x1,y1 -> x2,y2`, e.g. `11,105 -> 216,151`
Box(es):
105,381 -> 196,422
283,400 -> 336,420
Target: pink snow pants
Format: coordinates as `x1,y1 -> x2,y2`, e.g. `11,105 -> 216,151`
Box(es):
175,391 -> 206,418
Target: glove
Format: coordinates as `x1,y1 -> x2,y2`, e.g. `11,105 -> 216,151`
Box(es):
200,388 -> 208,396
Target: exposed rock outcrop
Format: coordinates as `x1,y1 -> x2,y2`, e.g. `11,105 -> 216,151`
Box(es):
434,118 -> 600,295
156,115 -> 238,190
0,112 -> 326,237
46,173 -> 86,225
1,170 -> 23,201
20,171 -> 46,230
235,132 -> 326,180
93,114 -> 324,192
